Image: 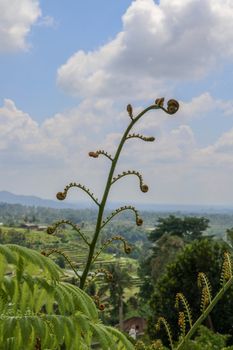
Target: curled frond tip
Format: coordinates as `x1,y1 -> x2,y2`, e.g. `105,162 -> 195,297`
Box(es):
141,184 -> 149,193
56,191 -> 66,200
155,98 -> 179,115
125,245 -> 132,254
136,217 -> 143,226
127,104 -> 133,119
89,151 -> 99,158
47,226 -> 55,235
99,304 -> 105,311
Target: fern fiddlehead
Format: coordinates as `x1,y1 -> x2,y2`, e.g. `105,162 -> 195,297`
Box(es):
48,99 -> 179,289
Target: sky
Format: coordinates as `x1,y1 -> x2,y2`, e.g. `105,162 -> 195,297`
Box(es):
1,0 -> 233,206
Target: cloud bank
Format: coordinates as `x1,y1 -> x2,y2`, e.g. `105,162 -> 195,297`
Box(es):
57,0 -> 233,100
2,0 -> 233,205
0,0 -> 53,52
1,94 -> 233,204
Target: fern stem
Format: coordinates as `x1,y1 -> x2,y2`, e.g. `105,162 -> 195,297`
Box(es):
57,183 -> 100,207
126,133 -> 155,142
111,170 -> 148,194
175,293 -> 192,329
92,235 -> 131,263
176,276 -> 233,350
156,317 -> 174,350
47,220 -> 90,246
79,104 -> 160,289
95,150 -> 113,161
43,249 -> 81,279
86,268 -> 112,285
100,205 -> 140,230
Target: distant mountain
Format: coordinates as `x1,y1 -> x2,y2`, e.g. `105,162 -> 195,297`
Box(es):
0,191 -> 233,213
106,201 -> 233,213
135,203 -> 233,214
0,191 -> 89,209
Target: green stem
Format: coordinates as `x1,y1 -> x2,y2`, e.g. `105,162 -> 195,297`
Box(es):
92,235 -> 129,263
176,276 -> 233,350
79,105 -> 159,289
100,206 -> 139,230
45,249 -> 81,280
48,220 -> 90,246
111,171 -> 144,188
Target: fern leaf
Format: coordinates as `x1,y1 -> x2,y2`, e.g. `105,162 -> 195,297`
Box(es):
0,245 -> 17,265
105,326 -> 135,349
0,244 -> 135,349
7,244 -> 61,281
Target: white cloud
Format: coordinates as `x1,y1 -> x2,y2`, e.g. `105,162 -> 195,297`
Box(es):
0,0 -> 41,52
197,128 -> 233,166
121,124 -> 196,172
2,93 -> 233,205
2,0 -> 233,206
0,98 -> 115,163
178,93 -> 216,120
0,99 -> 39,151
0,98 -> 121,198
0,99 -> 64,160
57,0 -> 233,100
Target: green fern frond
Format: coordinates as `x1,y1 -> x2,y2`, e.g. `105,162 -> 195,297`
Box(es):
46,219 -> 90,246
0,245 -> 17,265
220,252 -> 232,285
0,313 -> 134,350
126,133 -> 155,142
197,272 -> 212,311
56,182 -> 100,206
3,244 -> 62,281
178,311 -> 186,338
111,170 -> 149,193
92,235 -> 131,263
175,293 -> 192,329
105,326 -> 135,349
101,205 -> 143,229
0,244 -> 132,349
156,317 -> 174,350
89,149 -> 113,161
42,248 -> 81,279
0,287 -> 8,312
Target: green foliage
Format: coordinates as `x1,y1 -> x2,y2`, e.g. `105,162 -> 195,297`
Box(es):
107,263 -> 132,325
0,228 -> 27,245
135,326 -> 233,350
135,339 -> 168,349
139,234 -> 184,304
55,255 -> 66,268
147,239 -> 233,345
139,216 -> 209,305
226,228 -> 233,248
0,202 -> 99,226
1,202 -> 233,240
183,326 -> 233,350
0,244 -> 134,349
149,215 -> 209,242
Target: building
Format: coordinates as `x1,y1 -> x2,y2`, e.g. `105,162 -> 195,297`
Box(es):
20,223 -> 39,230
20,223 -> 47,231
117,316 -> 147,337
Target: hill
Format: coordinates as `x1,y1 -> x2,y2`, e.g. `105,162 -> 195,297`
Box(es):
1,191 -> 233,213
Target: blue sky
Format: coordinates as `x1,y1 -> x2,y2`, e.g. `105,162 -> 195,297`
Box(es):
1,0 -> 233,206
0,0 -> 132,119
